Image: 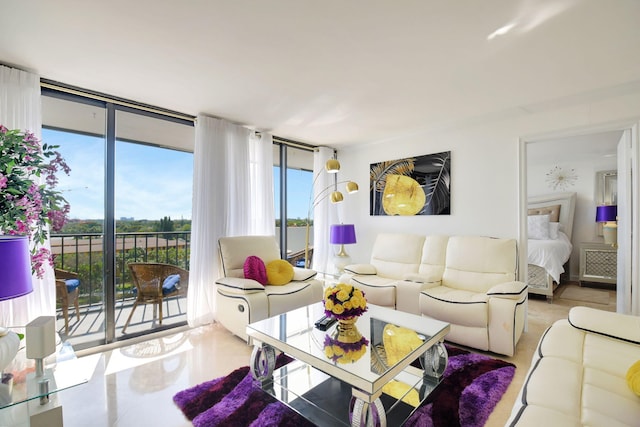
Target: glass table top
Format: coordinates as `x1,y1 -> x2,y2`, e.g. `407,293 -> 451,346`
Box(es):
246,302 -> 450,395
0,343 -> 89,410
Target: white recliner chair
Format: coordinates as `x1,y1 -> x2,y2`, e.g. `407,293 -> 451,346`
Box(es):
214,235 -> 323,343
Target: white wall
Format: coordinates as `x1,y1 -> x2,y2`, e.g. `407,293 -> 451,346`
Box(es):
335,91 -> 640,280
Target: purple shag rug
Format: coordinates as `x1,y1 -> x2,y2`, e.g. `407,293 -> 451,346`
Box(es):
173,346 -> 514,427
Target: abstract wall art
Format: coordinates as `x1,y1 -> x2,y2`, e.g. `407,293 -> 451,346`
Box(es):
370,151 -> 451,216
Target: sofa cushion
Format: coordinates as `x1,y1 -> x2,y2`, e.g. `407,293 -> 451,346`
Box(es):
442,236 -> 517,293
352,275 -> 397,308
626,361 -> 640,396
417,235 -> 449,278
265,281 -> 319,315
509,312 -> 640,426
266,259 -> 294,285
370,233 -> 426,278
420,286 -> 488,327
243,256 -> 267,285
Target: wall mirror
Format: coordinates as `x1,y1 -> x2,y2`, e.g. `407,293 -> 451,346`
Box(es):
595,170 -> 617,236
595,170 -> 617,205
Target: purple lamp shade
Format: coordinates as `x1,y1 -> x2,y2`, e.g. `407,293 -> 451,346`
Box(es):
0,236 -> 33,301
330,224 -> 357,245
596,205 -> 617,223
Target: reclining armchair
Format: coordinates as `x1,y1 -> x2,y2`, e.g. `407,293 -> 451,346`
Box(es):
215,235 -> 323,343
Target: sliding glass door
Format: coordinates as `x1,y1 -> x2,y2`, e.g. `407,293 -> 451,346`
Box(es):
43,88 -> 193,349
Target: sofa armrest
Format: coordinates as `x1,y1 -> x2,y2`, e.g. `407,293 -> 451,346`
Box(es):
344,264 -> 377,275
292,267 -> 317,281
487,281 -> 528,299
215,277 -> 265,294
569,306 -> 640,345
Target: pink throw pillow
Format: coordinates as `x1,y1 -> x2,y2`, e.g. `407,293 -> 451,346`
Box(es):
243,256 -> 267,286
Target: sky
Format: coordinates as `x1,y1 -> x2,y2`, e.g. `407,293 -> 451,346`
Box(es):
44,128 -> 312,221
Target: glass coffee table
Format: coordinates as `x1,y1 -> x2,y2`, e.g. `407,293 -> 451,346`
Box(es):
246,303 -> 450,427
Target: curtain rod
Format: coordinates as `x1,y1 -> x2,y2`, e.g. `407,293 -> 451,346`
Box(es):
40,80 -> 196,123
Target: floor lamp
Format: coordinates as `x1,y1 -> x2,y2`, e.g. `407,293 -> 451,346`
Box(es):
304,159 -> 358,269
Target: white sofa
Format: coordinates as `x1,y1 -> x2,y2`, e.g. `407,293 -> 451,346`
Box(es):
341,233 -> 527,356
508,307 -> 640,426
215,235 -> 323,342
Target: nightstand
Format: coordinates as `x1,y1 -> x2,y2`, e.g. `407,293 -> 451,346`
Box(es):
579,242 -> 617,285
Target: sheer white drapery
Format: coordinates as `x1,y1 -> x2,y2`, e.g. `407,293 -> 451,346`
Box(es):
0,65 -> 56,327
187,115 -> 274,327
248,132 -> 275,235
311,147 -> 339,273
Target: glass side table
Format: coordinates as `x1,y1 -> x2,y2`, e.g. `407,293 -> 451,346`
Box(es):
0,342 -> 89,426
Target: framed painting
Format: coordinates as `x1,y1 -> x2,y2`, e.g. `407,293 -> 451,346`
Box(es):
370,151 -> 451,216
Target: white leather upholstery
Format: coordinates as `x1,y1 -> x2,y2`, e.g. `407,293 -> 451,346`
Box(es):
215,235 -> 323,342
342,233 -> 527,356
508,307 -> 640,426
421,236 -> 527,356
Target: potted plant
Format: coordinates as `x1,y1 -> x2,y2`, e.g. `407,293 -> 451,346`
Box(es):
0,125 -> 70,277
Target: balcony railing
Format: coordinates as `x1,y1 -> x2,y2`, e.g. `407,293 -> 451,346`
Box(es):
52,231 -> 191,309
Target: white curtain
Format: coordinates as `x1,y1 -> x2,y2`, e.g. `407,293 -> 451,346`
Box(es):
249,132 -> 275,235
0,65 -> 56,328
187,115 -> 274,327
311,147 -> 339,274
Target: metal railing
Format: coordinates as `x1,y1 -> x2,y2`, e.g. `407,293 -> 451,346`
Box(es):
52,231 -> 191,309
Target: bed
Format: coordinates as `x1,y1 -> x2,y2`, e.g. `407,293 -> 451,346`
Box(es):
527,192 -> 577,300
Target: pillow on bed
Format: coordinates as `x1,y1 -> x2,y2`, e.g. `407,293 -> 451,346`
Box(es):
528,204 -> 561,223
549,222 -> 561,239
528,214 -> 550,240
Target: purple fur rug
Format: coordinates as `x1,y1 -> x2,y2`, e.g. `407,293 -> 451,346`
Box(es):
173,346 -> 515,427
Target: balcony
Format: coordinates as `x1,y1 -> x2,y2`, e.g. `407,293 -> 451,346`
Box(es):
52,231 -> 191,349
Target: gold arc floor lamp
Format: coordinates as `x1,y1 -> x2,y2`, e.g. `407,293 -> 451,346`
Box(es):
304,159 -> 358,269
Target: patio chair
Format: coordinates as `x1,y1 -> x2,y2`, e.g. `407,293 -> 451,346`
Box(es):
123,263 -> 189,334
55,268 -> 81,335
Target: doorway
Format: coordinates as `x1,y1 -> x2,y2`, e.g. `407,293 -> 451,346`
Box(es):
519,121 -> 639,313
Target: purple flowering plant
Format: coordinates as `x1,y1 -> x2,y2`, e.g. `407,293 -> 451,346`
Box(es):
0,125 -> 70,278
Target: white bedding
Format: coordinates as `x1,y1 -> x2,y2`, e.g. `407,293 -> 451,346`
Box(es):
528,232 -> 573,283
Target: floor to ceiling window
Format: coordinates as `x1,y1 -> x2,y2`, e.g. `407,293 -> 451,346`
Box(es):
42,85 -> 194,350
273,142 -> 314,266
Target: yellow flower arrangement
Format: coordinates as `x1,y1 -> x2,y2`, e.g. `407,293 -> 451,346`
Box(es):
323,283 -> 368,320
323,335 -> 368,364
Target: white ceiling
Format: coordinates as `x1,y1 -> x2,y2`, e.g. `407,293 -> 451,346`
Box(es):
1,0 -> 639,148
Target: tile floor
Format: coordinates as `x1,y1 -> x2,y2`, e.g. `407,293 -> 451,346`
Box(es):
5,283 -> 617,426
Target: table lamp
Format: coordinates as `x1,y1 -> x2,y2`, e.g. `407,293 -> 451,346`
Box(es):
330,224 -> 357,272
596,205 -> 618,246
0,236 -> 33,372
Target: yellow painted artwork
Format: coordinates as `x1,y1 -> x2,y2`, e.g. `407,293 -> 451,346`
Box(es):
382,175 -> 426,216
